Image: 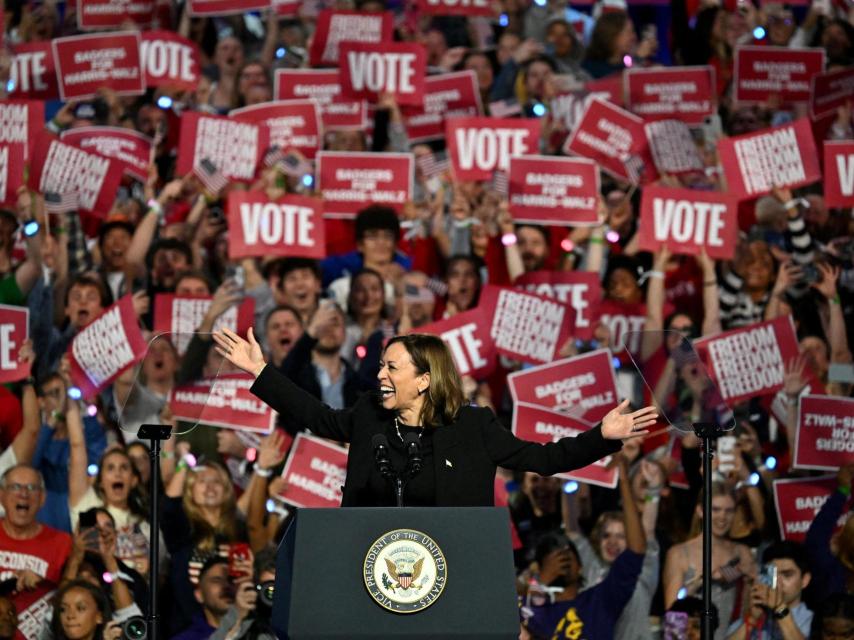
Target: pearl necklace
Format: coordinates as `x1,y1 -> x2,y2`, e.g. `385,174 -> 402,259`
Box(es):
394,417 -> 422,442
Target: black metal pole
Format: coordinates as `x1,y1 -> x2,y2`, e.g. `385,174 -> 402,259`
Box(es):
148,436 -> 160,640
394,476 -> 404,508
702,433 -> 714,640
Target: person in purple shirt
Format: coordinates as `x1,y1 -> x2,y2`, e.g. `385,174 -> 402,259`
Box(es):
171,558 -> 234,640
805,464 -> 853,602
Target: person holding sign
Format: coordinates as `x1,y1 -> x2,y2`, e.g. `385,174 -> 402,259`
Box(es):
213,328 -> 658,507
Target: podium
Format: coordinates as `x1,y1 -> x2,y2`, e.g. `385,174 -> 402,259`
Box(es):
272,507 -> 520,639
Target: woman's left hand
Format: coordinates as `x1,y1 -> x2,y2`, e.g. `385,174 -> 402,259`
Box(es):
601,399 -> 658,439
103,620 -> 123,640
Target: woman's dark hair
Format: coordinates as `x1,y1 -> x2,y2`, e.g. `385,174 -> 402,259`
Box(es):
51,580 -> 112,640
64,273 -> 112,309
533,532 -> 581,570
584,11 -> 630,63
94,449 -> 148,519
355,205 -> 400,242
524,54 -> 558,76
347,268 -> 387,320
809,593 -> 854,639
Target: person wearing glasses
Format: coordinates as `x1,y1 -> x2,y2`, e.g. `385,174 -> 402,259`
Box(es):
0,464 -> 73,639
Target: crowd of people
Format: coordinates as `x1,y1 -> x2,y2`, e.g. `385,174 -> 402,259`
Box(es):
0,0 -> 853,639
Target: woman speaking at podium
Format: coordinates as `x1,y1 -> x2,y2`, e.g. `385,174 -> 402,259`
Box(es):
212,328 -> 657,507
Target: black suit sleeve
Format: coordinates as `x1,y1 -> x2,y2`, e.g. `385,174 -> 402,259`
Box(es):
250,364 -> 355,442
479,409 -> 622,475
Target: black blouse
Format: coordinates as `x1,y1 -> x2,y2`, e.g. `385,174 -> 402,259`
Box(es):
363,422 -> 436,507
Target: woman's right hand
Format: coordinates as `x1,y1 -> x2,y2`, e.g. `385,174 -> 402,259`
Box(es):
213,327 -> 266,377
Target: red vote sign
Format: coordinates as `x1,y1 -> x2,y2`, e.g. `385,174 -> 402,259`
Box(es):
231,101 -> 322,160
403,71 -> 482,143
564,98 -> 654,183
28,131 -> 124,217
512,403 -> 618,489
227,192 -> 325,260
52,32 -> 144,101
508,350 -> 618,424
171,374 -> 276,434
309,10 -> 393,68
140,31 -> 202,91
0,305 -> 29,384
794,395 -> 854,471
810,67 -> 854,119
644,120 -> 704,175
76,0 -> 155,30
718,118 -> 820,198
416,307 -> 497,379
0,100 -> 44,161
68,295 -> 147,399
508,156 -> 599,226
446,116 -> 541,181
823,141 -> 854,208
9,41 -> 59,100
61,127 -> 152,182
417,0 -> 494,16
772,476 -> 850,543
597,299 -> 648,358
0,143 -> 25,207
637,186 -> 739,259
550,75 -> 624,134
188,0 -> 271,15
316,151 -> 413,219
479,285 -> 574,366
278,434 -> 349,508
275,69 -> 366,131
693,315 -> 800,405
513,271 -> 601,341
625,66 -> 716,125
176,112 -> 269,183
153,294 -> 255,357
339,42 -> 426,107
734,46 -> 824,104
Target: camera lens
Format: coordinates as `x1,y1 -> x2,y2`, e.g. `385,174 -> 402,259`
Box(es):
121,616 -> 147,640
256,580 -> 275,607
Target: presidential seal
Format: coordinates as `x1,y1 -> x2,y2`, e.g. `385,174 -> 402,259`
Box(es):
363,528 -> 447,613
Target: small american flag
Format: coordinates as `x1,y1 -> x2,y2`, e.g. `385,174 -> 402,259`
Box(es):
44,191 -> 78,214
491,170 -> 509,196
488,99 -> 522,119
195,158 -> 229,196
621,153 -> 646,186
263,145 -> 286,168
416,152 -> 450,179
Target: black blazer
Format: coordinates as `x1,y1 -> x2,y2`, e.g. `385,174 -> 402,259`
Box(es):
251,365 -> 623,507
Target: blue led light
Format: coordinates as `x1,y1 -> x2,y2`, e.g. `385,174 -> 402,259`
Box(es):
6,80 -> 15,93
532,102 -> 546,117
499,13 -> 509,27
612,357 -> 621,369
563,480 -> 579,494
749,472 -> 761,486
68,386 -> 82,400
677,587 -> 687,600
301,174 -> 314,187
87,464 -> 99,477
23,220 -> 40,237
764,456 -> 777,471
753,26 -> 766,39
157,95 -> 173,109
266,499 -> 276,513
534,0 -> 547,6
276,47 -> 286,59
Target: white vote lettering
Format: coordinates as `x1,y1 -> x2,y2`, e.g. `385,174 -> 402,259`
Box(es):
653,198 -> 726,247
141,40 -> 194,82
0,325 -> 15,370
11,51 -> 48,92
240,203 -> 314,247
456,128 -> 529,172
442,324 -> 486,375
836,153 -> 854,196
347,51 -> 416,93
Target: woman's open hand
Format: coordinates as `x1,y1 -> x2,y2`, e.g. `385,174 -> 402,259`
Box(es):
601,399 -> 658,439
212,327 -> 266,377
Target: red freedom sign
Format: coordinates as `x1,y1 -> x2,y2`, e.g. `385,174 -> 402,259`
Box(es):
52,32 -> 144,101
564,98 -> 653,182
309,10 -> 393,67
625,66 -> 715,125
417,307 -> 496,379
514,271 -> 601,341
28,131 -> 123,216
275,69 -> 366,131
734,46 -> 824,104
794,395 -> 854,471
231,101 -> 322,159
316,151 -> 412,219
69,295 -> 147,399
0,305 -> 29,384
772,476 -> 850,543
446,116 -> 541,181
140,31 -> 202,91
9,41 -> 59,100
810,67 -> 854,119
152,294 -> 255,357
403,71 -> 482,142
479,285 -> 573,366
171,374 -> 276,433
61,127 -> 152,182
637,186 -> 739,259
0,143 -> 25,206
227,192 -> 325,259
644,120 -> 704,175
508,156 -> 599,226
339,42 -> 426,106
718,118 -> 820,198
417,0 -> 494,16
0,100 -> 44,160
279,433 -> 348,508
512,403 -> 618,488
176,112 -> 268,183
823,141 -> 854,208
508,350 -> 618,424
188,0 -> 271,15
693,315 -> 800,405
77,0 -> 155,30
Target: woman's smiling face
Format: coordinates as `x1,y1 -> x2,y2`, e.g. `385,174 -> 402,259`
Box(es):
377,342 -> 428,415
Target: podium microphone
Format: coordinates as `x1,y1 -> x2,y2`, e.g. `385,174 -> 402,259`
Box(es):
403,431 -> 422,479
371,434 -> 394,479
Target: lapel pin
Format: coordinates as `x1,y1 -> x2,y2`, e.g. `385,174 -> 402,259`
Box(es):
445,459 -> 453,468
